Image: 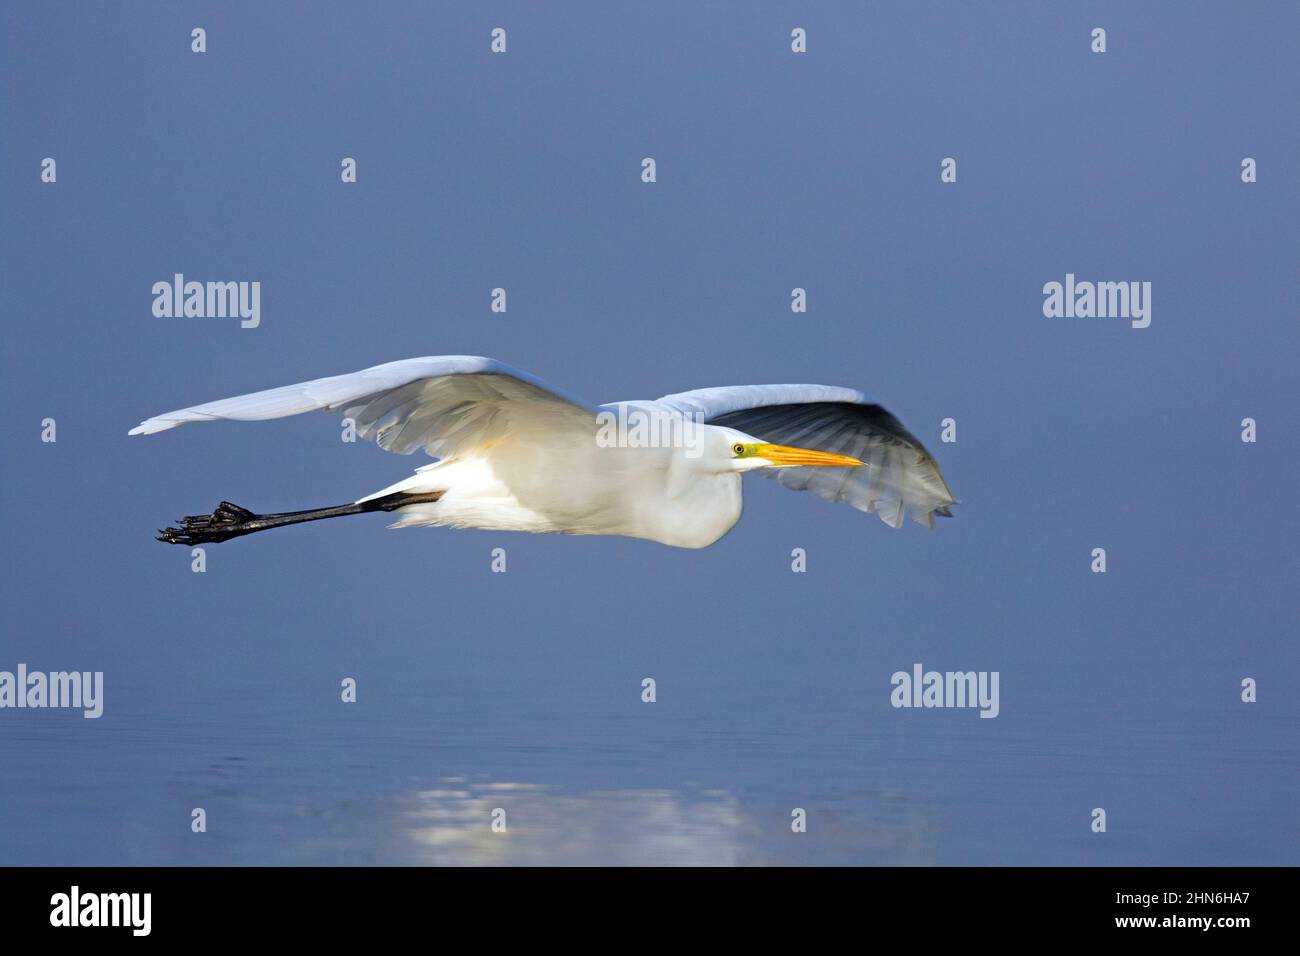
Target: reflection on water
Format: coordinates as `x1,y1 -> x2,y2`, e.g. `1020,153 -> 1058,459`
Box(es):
342,780 -> 937,866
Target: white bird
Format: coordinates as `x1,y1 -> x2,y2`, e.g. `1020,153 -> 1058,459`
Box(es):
131,355 -> 956,549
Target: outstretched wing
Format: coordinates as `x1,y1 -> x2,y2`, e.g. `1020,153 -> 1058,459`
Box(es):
649,384 -> 956,528
129,355 -> 600,459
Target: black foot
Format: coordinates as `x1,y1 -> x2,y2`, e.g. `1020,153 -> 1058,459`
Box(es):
158,501 -> 259,545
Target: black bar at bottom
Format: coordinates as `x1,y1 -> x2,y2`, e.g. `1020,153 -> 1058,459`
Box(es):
0,865 -> 1282,939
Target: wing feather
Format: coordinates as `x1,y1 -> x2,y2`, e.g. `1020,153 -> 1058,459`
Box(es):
129,355 -> 599,460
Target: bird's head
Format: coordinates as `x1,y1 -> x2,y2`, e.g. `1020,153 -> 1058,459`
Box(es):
710,426 -> 865,473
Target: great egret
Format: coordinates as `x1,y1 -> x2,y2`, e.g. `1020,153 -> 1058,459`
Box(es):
130,356 -> 956,549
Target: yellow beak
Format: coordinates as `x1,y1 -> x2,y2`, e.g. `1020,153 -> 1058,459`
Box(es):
756,443 -> 864,467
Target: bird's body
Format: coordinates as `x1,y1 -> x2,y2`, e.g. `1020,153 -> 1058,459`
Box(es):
372,440 -> 746,549
131,356 -> 956,549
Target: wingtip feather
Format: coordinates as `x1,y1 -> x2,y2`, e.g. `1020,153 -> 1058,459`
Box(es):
128,418 -> 180,436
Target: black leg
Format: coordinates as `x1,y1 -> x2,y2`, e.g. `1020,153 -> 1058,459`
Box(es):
157,492 -> 443,545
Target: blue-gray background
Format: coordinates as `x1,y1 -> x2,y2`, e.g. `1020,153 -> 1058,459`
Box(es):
2,1 -> 1296,865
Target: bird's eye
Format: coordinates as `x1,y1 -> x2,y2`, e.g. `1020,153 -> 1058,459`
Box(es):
732,443 -> 745,456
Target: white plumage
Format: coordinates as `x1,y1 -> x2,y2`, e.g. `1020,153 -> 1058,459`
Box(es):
131,356 -> 955,549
